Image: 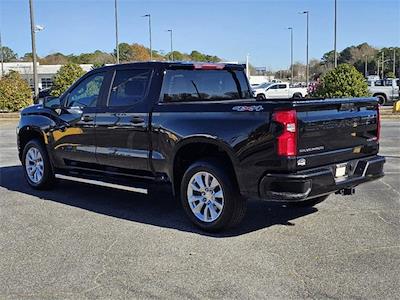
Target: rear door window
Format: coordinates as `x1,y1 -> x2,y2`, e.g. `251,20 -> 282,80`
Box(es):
108,69 -> 151,107
161,69 -> 251,102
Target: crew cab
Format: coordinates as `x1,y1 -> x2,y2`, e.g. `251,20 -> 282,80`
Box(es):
253,82 -> 308,100
367,78 -> 399,105
17,62 -> 385,231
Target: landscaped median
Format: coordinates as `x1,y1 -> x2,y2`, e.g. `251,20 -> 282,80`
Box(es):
381,103 -> 400,120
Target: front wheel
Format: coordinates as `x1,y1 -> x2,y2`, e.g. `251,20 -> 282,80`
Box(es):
22,139 -> 55,189
180,159 -> 247,232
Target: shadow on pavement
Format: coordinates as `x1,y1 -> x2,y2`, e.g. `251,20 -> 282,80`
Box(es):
0,165 -> 317,237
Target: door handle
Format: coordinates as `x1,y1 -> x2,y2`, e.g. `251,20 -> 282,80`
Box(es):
130,116 -> 145,125
81,115 -> 94,122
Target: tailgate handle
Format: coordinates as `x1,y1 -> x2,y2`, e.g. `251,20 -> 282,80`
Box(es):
130,116 -> 145,125
339,103 -> 356,111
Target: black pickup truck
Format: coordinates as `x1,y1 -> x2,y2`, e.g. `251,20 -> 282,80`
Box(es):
17,62 -> 385,231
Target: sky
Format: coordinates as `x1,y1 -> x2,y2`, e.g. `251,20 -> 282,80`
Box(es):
1,0 -> 399,70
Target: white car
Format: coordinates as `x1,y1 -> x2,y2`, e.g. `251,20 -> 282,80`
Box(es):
253,82 -> 307,100
368,78 -> 399,105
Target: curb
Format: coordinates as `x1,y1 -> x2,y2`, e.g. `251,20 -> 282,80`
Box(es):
0,113 -> 20,119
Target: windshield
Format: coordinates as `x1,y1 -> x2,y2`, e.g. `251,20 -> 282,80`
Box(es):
161,69 -> 252,102
257,82 -> 272,89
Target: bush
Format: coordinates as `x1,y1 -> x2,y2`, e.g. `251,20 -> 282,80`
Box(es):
0,71 -> 33,112
310,64 -> 369,98
51,63 -> 86,97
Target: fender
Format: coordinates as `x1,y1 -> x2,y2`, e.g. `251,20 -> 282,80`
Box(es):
17,114 -> 57,162
169,134 -> 240,193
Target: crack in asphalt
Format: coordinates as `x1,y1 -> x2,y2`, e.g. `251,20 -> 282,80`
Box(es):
379,179 -> 400,198
83,239 -> 118,294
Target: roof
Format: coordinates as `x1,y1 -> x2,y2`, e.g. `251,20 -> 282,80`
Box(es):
94,61 -> 246,73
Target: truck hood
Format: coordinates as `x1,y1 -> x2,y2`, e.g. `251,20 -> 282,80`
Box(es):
20,104 -> 45,115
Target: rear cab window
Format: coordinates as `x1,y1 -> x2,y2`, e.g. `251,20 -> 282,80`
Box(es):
160,69 -> 251,102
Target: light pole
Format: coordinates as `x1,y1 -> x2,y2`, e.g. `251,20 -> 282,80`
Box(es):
364,55 -> 368,77
364,55 -> 368,78
334,0 -> 337,68
381,51 -> 384,79
167,29 -> 173,61
392,48 -> 396,77
29,0 -> 40,101
300,11 -> 309,86
377,59 -> 380,77
287,27 -> 294,84
0,30 -> 4,77
246,54 -> 250,79
142,14 -> 152,61
114,0 -> 119,64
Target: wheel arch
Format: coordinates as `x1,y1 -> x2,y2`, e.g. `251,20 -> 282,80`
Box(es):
18,126 -> 48,161
171,136 -> 239,197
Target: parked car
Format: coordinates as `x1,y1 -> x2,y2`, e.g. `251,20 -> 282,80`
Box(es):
253,82 -> 307,100
368,78 -> 399,105
17,62 -> 385,231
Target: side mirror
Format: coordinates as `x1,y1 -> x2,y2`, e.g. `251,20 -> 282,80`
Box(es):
43,96 -> 61,109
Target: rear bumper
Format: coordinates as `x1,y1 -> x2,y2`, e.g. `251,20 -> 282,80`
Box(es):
258,155 -> 385,202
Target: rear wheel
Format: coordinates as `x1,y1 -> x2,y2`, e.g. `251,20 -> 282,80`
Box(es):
292,93 -> 302,99
256,94 -> 266,100
180,159 -> 247,231
375,94 -> 386,105
22,139 -> 55,189
289,195 -> 329,207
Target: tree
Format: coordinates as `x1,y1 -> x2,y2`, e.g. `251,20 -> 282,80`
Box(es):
51,63 -> 86,97
21,52 -> 34,62
309,59 -> 326,80
131,43 -> 150,61
41,53 -> 69,65
0,46 -> 18,62
385,71 -> 395,78
115,43 -> 134,62
310,64 -> 369,98
321,50 -> 337,69
0,70 -> 32,112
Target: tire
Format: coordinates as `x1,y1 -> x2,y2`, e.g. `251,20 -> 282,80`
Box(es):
180,159 -> 247,232
292,93 -> 302,99
375,94 -> 386,105
288,195 -> 329,207
256,94 -> 266,100
22,139 -> 55,189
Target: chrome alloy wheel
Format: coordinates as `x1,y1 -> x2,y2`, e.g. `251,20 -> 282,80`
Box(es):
25,147 -> 44,183
187,171 -> 224,223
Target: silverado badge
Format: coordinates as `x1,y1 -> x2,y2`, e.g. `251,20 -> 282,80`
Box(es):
232,105 -> 264,112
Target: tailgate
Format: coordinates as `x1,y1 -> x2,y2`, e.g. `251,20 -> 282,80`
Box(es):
295,98 -> 379,169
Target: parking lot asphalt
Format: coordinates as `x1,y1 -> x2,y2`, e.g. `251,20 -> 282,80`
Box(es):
0,119 -> 399,299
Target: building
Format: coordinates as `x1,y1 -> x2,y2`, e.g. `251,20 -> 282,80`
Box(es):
1,62 -> 94,90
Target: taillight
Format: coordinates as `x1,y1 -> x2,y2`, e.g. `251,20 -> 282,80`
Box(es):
273,109 -> 297,156
377,105 -> 381,141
